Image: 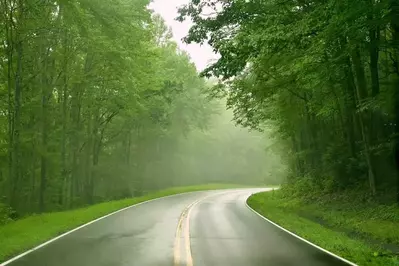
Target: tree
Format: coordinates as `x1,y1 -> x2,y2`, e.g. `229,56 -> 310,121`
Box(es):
179,0 -> 399,200
0,0 -> 217,215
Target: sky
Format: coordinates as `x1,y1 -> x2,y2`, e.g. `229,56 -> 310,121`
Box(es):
149,0 -> 218,72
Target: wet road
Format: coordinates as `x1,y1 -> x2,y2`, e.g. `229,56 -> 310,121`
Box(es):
3,189 -> 354,266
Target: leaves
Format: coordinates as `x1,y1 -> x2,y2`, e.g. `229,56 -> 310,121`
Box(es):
0,0 -> 216,213
181,0 -> 399,198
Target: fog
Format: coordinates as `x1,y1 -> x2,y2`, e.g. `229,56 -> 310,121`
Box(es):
0,1 -> 286,214
137,100 -> 286,192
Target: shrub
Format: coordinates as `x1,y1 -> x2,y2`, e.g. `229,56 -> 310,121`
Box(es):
0,203 -> 15,225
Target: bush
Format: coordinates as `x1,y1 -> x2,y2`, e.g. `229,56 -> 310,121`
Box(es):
281,175 -> 323,200
0,203 -> 15,225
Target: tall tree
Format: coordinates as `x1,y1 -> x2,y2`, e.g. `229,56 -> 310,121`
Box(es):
179,0 -> 399,200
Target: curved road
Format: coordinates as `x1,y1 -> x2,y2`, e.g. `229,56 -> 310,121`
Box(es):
3,189 -> 353,266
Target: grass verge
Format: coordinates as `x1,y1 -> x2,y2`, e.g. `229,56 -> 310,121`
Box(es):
247,190 -> 399,266
0,183 -> 252,263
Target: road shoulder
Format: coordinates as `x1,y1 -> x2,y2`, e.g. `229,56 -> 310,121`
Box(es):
247,190 -> 399,266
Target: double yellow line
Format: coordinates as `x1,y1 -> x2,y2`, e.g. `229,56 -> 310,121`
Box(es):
174,196 -> 208,266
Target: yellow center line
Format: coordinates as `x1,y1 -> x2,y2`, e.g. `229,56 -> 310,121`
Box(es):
174,212 -> 184,266
174,198 -> 202,266
184,200 -> 198,266
174,192 -> 230,266
174,200 -> 196,266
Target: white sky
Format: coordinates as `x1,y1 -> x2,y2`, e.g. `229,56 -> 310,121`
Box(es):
149,0 -> 218,72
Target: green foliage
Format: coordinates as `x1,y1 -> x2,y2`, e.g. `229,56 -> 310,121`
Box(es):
0,0 -> 280,217
0,0 -> 221,214
0,203 -> 15,225
179,0 -> 399,200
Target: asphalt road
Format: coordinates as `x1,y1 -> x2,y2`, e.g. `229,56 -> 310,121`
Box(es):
3,189 -> 353,266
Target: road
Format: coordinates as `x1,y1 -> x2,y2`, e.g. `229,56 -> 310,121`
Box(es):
3,188 -> 353,266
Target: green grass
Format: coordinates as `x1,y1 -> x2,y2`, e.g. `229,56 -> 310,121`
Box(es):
247,190 -> 399,266
295,201 -> 399,246
0,183 -> 256,263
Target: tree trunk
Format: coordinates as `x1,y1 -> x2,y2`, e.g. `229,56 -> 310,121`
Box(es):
38,43 -> 54,212
351,47 -> 377,195
127,130 -> 132,165
10,37 -> 23,210
368,1 -> 380,97
390,0 -> 399,203
70,85 -> 80,207
60,71 -> 68,207
291,135 -> 305,176
60,8 -> 69,208
84,112 -> 94,204
39,58 -> 48,213
344,57 -> 358,158
368,11 -> 382,193
4,0 -> 14,205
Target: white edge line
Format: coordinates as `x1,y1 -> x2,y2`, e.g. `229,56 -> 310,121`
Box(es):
245,193 -> 358,266
0,190 -> 218,266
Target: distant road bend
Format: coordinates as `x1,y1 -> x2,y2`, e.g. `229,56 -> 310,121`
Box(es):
2,189 -> 355,266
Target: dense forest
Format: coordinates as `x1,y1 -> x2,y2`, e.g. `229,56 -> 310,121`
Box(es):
179,0 -> 399,202
0,0 -> 282,217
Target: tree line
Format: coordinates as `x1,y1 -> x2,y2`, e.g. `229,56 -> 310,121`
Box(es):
0,0 -> 214,215
179,0 -> 399,202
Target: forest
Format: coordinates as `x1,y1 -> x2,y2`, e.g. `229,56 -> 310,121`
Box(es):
0,0 -> 282,218
0,0 -> 398,265
179,0 -> 399,202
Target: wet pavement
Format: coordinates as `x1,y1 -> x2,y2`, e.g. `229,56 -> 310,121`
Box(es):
2,189 -> 353,266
